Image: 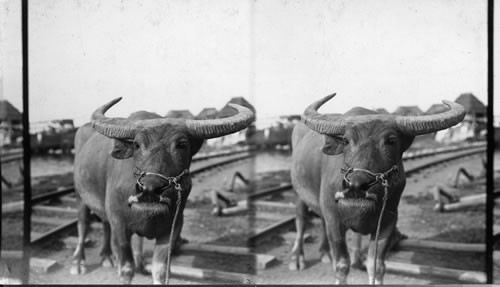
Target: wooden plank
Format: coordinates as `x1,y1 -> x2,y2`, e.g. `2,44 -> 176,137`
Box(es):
250,200 -> 295,211
32,216 -> 70,226
1,250 -> 22,259
494,251 -> 500,262
30,257 -> 58,274
494,225 -> 500,235
1,201 -> 23,214
171,265 -> 250,283
180,243 -> 252,255
60,195 -> 77,204
32,205 -> 77,215
144,264 -> 250,283
219,204 -> 249,216
0,252 -> 58,274
441,196 -> 485,212
179,243 -> 275,270
31,219 -> 78,246
62,236 -> 93,248
0,277 -> 22,284
398,239 -> 484,253
247,184 -> 293,201
384,260 -> 486,283
31,187 -> 75,205
247,216 -> 295,246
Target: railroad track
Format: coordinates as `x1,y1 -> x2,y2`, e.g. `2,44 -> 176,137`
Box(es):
236,143 -> 487,284
1,142 -> 486,283
2,149 -> 254,247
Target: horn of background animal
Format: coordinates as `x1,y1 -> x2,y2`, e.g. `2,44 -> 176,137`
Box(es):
302,94 -> 466,136
91,98 -> 255,139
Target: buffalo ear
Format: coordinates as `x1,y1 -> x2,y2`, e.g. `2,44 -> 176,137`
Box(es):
111,139 -> 134,159
190,138 -> 204,157
400,134 -> 415,153
322,135 -> 344,155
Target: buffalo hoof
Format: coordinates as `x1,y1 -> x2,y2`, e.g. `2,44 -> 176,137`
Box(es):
288,255 -> 306,271
118,264 -> 134,284
320,252 -> 331,264
70,261 -> 87,275
335,278 -> 347,285
350,258 -> 363,270
100,255 -> 114,268
135,262 -> 150,275
119,275 -> 133,285
350,250 -> 364,270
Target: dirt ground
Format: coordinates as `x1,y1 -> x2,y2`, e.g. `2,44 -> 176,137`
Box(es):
1,149 -> 491,284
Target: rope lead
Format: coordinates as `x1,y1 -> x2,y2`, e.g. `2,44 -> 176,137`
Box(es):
340,165 -> 396,284
165,181 -> 183,284
371,180 -> 389,285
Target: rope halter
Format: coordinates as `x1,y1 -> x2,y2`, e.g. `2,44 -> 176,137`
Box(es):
341,165 -> 398,191
135,169 -> 189,193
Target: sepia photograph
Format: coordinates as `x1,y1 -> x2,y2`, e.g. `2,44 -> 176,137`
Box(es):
0,0 -> 491,284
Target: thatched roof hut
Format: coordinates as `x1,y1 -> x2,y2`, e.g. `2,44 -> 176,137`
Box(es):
165,110 -> 194,119
218,97 -> 256,119
196,108 -> 218,120
454,93 -> 486,117
393,106 -> 423,116
0,100 -> 22,122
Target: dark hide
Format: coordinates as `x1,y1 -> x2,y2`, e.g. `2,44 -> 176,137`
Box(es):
73,111 -> 204,283
290,107 -> 414,284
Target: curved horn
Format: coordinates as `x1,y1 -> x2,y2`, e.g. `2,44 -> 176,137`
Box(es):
302,94 -> 466,136
91,97 -> 142,139
185,103 -> 255,139
302,93 -> 348,134
394,100 -> 465,135
91,98 -> 255,139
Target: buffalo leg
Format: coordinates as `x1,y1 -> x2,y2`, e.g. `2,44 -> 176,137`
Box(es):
110,224 -> 135,284
152,216 -> 184,284
132,234 -> 147,274
319,217 -> 331,263
70,201 -> 90,275
100,221 -> 114,268
366,219 -> 396,285
289,199 -> 307,270
350,232 -> 363,269
325,219 -> 350,284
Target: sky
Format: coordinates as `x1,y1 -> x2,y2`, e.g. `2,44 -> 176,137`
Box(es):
0,0 -> 489,127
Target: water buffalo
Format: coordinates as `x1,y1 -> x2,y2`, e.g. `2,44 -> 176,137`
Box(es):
71,97 -> 254,284
290,94 -> 465,284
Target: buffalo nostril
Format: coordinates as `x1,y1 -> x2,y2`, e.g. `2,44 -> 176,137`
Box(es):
135,183 -> 144,194
342,180 -> 350,189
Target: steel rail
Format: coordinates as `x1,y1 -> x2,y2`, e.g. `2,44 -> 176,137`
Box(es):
20,144 -> 485,283
192,148 -> 252,162
25,151 -> 255,248
404,147 -> 485,176
31,186 -> 75,205
244,145 -> 486,257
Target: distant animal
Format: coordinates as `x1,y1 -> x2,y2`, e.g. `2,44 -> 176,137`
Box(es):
71,97 -> 254,284
290,93 -> 464,284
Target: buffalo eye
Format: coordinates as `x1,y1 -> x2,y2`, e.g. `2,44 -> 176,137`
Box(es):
385,136 -> 398,146
176,140 -> 188,150
342,137 -> 349,146
133,141 -> 140,150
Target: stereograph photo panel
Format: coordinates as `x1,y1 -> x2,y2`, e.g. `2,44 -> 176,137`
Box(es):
0,0 -> 493,284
